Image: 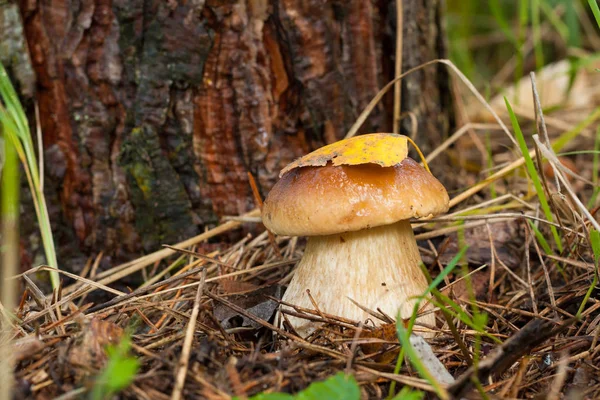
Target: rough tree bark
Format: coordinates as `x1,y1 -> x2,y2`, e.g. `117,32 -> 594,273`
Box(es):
2,0 -> 450,271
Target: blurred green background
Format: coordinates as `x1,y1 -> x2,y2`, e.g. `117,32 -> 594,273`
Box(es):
446,0 -> 598,89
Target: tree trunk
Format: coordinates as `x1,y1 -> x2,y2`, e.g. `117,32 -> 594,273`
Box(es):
5,0 -> 450,271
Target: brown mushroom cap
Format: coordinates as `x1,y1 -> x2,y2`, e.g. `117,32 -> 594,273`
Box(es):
262,157 -> 449,236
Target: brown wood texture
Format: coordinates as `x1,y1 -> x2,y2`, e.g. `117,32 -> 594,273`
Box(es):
12,0 -> 450,269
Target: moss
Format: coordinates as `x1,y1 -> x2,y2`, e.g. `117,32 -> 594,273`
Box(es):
120,125 -> 197,251
114,1 -> 217,250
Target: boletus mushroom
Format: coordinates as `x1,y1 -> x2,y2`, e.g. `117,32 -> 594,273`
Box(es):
262,133 -> 449,336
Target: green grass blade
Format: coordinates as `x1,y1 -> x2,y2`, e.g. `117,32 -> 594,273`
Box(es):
489,0 -> 518,46
552,107 -> 600,152
1,126 -> 19,400
421,247 -> 469,297
590,229 -> 600,266
565,2 -> 580,47
557,150 -> 600,156
564,0 -> 581,48
391,387 -> 424,400
505,97 -> 563,252
0,62 -> 59,289
396,320 -> 449,400
539,1 -> 569,43
388,247 -> 468,398
589,0 -> 600,28
531,0 -> 545,69
577,229 -> 600,317
430,290 -> 501,344
527,220 -> 552,255
0,70 -> 29,143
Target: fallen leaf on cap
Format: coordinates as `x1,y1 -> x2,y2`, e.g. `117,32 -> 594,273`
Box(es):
280,133 -> 408,177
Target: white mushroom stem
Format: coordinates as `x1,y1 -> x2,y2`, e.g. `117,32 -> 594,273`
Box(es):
280,220 -> 435,337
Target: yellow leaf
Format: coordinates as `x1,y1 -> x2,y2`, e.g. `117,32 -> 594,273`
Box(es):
280,133 -> 408,177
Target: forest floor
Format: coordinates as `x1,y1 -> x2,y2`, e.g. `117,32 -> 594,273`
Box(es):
9,54 -> 600,400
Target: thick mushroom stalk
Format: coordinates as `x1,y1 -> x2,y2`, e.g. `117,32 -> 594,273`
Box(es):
280,220 -> 434,337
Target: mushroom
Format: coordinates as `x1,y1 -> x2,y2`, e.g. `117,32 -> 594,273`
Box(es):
262,133 -> 449,337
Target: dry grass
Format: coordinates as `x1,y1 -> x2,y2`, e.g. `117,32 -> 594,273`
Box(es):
9,83 -> 600,397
